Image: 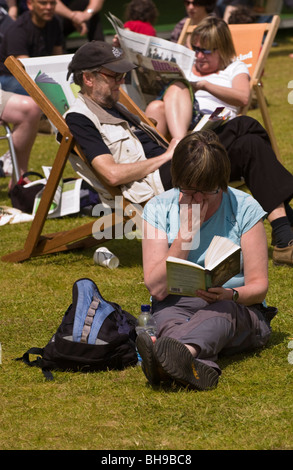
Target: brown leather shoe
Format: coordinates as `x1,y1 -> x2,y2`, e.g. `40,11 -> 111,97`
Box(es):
273,240 -> 293,266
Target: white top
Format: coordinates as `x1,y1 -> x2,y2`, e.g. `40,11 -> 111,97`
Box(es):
186,60 -> 250,118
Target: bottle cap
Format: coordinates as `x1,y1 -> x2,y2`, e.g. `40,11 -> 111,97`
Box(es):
141,304 -> 151,312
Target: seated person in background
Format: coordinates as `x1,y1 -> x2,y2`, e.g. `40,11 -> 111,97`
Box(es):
170,0 -> 218,46
112,0 -> 158,48
6,0 -> 29,19
65,41 -> 179,207
0,90 -> 41,189
55,0 -> 104,42
123,0 -> 158,36
136,131 -> 272,390
0,1 -> 14,42
145,17 -> 293,266
227,4 -> 257,23
0,0 -> 63,95
221,0 -> 255,23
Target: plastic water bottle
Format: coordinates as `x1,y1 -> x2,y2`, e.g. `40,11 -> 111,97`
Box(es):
135,304 -> 157,365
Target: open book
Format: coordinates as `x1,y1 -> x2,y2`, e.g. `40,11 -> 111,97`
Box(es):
166,236 -> 241,296
107,12 -> 195,106
193,107 -> 231,132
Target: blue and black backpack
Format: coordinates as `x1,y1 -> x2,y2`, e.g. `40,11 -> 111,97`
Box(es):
16,278 -> 138,380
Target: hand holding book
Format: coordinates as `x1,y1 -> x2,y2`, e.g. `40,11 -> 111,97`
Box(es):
166,236 -> 241,296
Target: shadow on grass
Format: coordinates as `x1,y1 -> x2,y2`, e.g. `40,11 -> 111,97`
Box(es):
218,329 -> 288,372
26,235 -> 143,268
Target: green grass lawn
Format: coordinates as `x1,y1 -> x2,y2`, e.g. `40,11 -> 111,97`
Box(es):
0,30 -> 293,451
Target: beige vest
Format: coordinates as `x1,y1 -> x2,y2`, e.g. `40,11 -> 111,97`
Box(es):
66,93 -> 167,206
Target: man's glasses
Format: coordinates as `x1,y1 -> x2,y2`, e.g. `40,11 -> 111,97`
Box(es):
96,71 -> 127,83
179,188 -> 220,196
184,0 -> 197,6
191,45 -> 215,55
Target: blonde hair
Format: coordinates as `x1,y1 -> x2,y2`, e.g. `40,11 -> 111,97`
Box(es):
191,16 -> 236,69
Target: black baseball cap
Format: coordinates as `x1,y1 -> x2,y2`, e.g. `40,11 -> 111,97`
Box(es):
67,40 -> 136,80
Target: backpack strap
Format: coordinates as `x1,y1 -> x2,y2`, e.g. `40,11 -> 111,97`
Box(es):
15,347 -> 54,381
80,295 -> 100,343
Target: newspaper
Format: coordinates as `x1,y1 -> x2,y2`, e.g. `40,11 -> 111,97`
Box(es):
107,12 -> 195,105
29,166 -> 83,218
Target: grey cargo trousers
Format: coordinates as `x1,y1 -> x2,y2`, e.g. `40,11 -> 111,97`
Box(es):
152,296 -> 271,374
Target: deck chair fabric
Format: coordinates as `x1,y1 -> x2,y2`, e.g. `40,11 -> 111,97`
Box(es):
1,54 -> 166,263
177,15 -> 281,161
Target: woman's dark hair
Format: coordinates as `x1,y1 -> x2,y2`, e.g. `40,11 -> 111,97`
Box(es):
171,130 -> 231,191
124,0 -> 158,24
186,0 -> 217,14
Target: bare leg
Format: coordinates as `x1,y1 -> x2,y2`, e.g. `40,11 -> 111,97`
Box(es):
2,94 -> 41,189
145,100 -> 168,137
163,82 -> 192,139
185,344 -> 200,357
145,82 -> 193,140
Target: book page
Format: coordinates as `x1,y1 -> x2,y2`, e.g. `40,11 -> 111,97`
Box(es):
205,236 -> 240,270
205,249 -> 241,288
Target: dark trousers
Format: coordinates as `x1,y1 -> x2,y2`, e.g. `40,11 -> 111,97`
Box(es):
57,0 -> 104,42
216,116 -> 293,214
160,116 -> 293,215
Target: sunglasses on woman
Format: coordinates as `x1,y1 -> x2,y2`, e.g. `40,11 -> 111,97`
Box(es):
191,45 -> 216,55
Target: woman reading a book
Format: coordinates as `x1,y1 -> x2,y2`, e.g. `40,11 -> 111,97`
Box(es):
136,130 -> 274,391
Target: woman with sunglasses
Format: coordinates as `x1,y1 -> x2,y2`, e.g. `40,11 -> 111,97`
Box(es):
136,130 -> 273,390
146,16 -> 250,136
145,16 -> 293,266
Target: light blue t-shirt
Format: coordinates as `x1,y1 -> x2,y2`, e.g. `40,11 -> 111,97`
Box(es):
142,187 -> 267,288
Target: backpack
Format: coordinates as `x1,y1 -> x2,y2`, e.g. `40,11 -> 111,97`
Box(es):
16,278 -> 138,380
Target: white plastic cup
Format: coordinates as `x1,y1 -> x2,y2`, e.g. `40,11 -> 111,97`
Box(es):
93,247 -> 119,269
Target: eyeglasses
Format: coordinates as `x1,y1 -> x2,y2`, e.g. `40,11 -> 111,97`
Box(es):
191,45 -> 216,55
184,0 -> 197,6
95,71 -> 127,83
179,187 -> 220,196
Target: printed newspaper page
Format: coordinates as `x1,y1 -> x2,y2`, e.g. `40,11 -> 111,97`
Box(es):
31,166 -> 83,218
107,13 -> 195,104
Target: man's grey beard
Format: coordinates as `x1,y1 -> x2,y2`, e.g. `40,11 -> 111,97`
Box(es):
102,94 -> 117,108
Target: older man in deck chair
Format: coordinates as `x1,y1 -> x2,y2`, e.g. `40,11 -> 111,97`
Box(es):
65,41 -> 293,266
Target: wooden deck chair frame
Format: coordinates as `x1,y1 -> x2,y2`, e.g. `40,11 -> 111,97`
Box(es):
177,15 -> 281,161
1,55 -> 165,263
